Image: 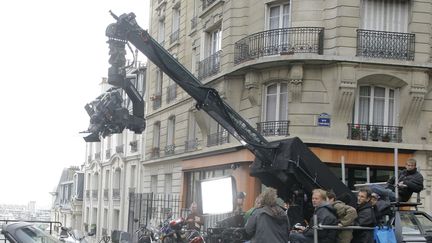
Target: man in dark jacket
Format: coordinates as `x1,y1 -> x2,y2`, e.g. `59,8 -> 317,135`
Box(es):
371,158 -> 423,202
352,188 -> 376,243
244,187 -> 289,243
370,193 -> 392,224
289,189 -> 338,243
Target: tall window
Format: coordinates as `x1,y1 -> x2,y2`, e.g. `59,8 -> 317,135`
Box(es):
167,116 -> 176,146
187,111 -> 197,142
354,86 -> 398,126
164,174 -> 172,194
361,0 -> 409,32
267,2 -> 291,30
156,68 -> 163,95
153,121 -> 161,148
171,7 -> 180,43
158,19 -> 165,44
151,175 -> 158,194
264,82 -> 289,121
209,27 -> 222,56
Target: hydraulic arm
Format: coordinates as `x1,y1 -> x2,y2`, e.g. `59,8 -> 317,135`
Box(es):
104,12 -> 356,205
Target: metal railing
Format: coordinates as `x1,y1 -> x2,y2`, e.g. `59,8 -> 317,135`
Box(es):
256,120 -> 290,136
234,27 -> 324,64
166,84 -> 177,103
170,29 -> 180,44
356,29 -> 415,61
207,130 -> 229,147
113,188 -> 121,200
347,123 -> 403,143
185,138 -> 199,152
164,144 -> 176,156
198,50 -> 222,79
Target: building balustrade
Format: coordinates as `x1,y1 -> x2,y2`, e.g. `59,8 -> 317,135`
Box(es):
198,50 -> 222,79
347,123 -> 403,143
234,27 -> 324,64
356,29 -> 415,61
164,144 -> 176,156
207,130 -> 229,147
256,120 -> 290,137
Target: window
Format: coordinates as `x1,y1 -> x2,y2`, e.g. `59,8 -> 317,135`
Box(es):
361,0 -> 409,32
158,19 -> 165,44
209,27 -> 222,56
400,213 -> 421,235
267,2 -> 291,30
354,86 -> 398,126
187,111 -> 197,142
164,174 -> 172,194
156,68 -> 163,95
264,82 -> 288,121
170,7 -> 180,43
414,213 -> 432,233
167,116 -> 175,146
153,121 -> 161,148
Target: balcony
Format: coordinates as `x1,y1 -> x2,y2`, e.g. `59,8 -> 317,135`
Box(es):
164,144 -> 176,156
198,50 -> 222,79
115,145 -> 124,154
91,190 -> 98,200
151,147 -> 160,159
112,188 -> 120,200
170,29 -> 180,44
185,138 -> 199,152
234,27 -> 324,64
207,130 -> 229,147
103,189 -> 109,201
151,93 -> 162,110
347,123 -> 403,143
356,29 -> 415,61
257,121 -> 290,137
130,140 -> 138,152
166,84 -> 177,103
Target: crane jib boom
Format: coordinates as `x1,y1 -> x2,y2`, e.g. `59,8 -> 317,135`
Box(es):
105,12 -> 356,205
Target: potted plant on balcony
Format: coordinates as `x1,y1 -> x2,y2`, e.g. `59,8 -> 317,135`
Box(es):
370,127 -> 379,141
382,132 -> 391,142
351,125 -> 361,140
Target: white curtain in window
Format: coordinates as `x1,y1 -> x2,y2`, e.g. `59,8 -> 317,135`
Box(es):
268,3 -> 290,29
356,86 -> 397,126
359,86 -> 370,124
172,8 -> 180,32
373,87 -> 385,125
279,83 -> 288,120
361,0 -> 409,32
266,84 -> 277,121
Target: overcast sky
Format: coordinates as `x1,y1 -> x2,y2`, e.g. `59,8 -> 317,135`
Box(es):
0,0 -> 149,208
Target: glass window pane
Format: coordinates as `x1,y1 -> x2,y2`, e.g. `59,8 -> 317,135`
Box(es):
269,6 -> 280,29
279,92 -> 288,120
414,214 -> 432,233
359,96 -> 370,124
282,4 -> 290,27
400,214 -> 421,235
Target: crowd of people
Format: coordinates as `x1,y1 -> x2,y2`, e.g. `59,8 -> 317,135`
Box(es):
243,158 -> 424,243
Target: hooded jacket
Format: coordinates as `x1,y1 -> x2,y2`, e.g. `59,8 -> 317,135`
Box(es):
387,168 -> 423,202
303,203 -> 338,243
244,205 -> 289,243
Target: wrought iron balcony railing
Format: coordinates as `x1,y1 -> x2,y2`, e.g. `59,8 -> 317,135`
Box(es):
164,144 -> 176,156
170,29 -> 180,44
207,130 -> 229,147
257,120 -> 290,137
234,27 -> 324,64
198,50 -> 222,79
356,29 -> 415,61
151,147 -> 160,158
166,84 -> 177,103
202,0 -> 217,10
185,138 -> 199,152
112,188 -> 120,200
103,189 -> 109,201
130,140 -> 138,152
347,123 -> 402,143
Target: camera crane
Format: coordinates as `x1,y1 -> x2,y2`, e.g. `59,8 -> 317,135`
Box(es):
84,11 -> 356,205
